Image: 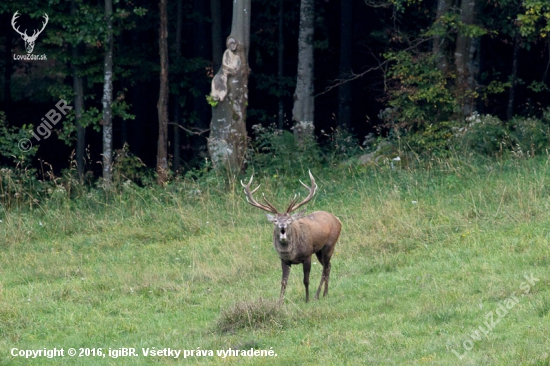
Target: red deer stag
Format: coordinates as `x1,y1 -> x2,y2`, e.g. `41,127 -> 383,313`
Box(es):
241,171 -> 341,302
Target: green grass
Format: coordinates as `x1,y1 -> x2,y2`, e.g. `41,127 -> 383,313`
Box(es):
1,157 -> 549,365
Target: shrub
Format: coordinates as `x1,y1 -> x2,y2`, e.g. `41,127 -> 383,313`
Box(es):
510,114 -> 550,156
324,127 -> 362,163
215,297 -> 286,333
247,124 -> 322,176
453,113 -> 514,156
0,111 -> 38,167
383,51 -> 459,128
398,121 -> 457,156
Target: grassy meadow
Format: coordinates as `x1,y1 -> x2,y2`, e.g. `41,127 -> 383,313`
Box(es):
1,156 -> 550,365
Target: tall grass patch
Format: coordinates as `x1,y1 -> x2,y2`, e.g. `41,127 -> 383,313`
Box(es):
216,298 -> 287,334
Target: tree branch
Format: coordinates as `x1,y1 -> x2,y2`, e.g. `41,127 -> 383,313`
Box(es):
315,63 -> 388,97
168,122 -> 210,135
364,0 -> 392,8
317,37 -> 433,97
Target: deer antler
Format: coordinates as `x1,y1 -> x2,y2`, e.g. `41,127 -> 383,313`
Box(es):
11,12 -> 48,41
30,13 -> 48,40
286,170 -> 318,213
11,11 -> 26,38
241,175 -> 279,213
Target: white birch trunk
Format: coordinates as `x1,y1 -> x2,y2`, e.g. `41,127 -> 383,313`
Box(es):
292,0 -> 315,140
102,0 -> 114,186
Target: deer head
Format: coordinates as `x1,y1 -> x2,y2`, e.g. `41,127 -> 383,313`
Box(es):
241,170 -> 317,244
12,11 -> 49,54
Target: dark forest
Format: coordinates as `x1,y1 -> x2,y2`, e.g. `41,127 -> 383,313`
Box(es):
0,0 -> 549,181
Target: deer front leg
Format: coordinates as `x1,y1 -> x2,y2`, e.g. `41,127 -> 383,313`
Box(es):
279,260 -> 291,302
303,256 -> 311,302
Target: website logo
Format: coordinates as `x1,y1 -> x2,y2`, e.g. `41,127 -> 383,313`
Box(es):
12,11 -> 48,60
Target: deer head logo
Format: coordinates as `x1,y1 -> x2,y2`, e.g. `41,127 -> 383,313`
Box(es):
11,11 -> 49,54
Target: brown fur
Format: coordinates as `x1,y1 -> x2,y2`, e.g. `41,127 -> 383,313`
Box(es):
272,211 -> 341,302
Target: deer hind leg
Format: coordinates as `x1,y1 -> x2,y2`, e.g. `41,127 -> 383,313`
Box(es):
314,251 -> 326,300
315,261 -> 331,299
302,256 -> 311,302
279,260 -> 291,303
315,246 -> 335,299
322,261 -> 331,297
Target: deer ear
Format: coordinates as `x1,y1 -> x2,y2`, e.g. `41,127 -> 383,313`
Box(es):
290,209 -> 307,221
265,214 -> 277,223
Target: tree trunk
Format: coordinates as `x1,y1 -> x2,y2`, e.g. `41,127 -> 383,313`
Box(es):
3,14 -> 13,114
507,33 -> 521,120
102,0 -> 114,186
157,0 -> 169,185
277,0 -> 285,130
337,0 -> 352,130
208,0 -> 250,173
72,1 -> 86,179
432,0 -> 452,72
192,0 -> 211,160
292,0 -> 315,140
454,0 -> 478,116
72,54 -> 86,178
211,0 -> 223,73
173,0 -> 183,172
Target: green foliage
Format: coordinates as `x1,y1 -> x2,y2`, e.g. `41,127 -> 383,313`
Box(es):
392,110 -> 550,158
36,0 -> 143,147
454,113 -> 513,156
518,0 -> 550,38
0,112 -> 38,166
389,0 -> 424,13
426,12 -> 461,38
427,10 -> 489,38
382,50 -> 460,155
383,51 -> 459,128
112,90 -> 135,121
248,124 -> 322,176
0,141 -> 150,211
322,127 -> 364,165
111,143 -> 149,186
450,111 -> 550,157
510,109 -> 550,156
399,121 -> 457,155
484,80 -> 512,97
528,80 -> 550,93
381,7 -> 548,159
205,94 -> 219,107
42,88 -> 133,146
